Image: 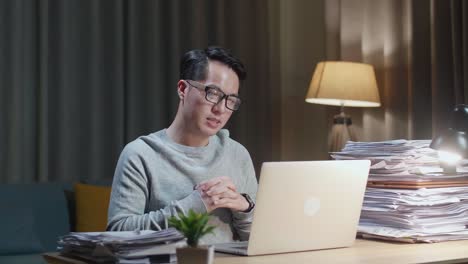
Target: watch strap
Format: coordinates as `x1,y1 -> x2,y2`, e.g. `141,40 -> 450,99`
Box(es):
241,193 -> 255,213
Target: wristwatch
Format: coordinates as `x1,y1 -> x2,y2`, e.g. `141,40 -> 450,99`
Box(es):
241,193 -> 255,213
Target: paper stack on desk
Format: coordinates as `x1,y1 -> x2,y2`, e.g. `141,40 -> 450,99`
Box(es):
332,140 -> 468,188
57,228 -> 186,263
332,140 -> 468,243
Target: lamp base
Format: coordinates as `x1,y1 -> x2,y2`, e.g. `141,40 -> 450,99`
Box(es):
328,113 -> 356,152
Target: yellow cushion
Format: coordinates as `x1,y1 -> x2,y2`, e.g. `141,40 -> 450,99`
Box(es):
74,183 -> 112,232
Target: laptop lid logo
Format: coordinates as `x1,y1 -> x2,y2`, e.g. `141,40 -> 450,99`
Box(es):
304,197 -> 321,216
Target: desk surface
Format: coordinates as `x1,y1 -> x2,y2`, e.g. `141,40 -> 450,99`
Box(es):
43,239 -> 468,264
214,239 -> 468,264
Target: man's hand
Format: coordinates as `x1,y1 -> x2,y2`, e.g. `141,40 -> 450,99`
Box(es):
195,176 -> 249,213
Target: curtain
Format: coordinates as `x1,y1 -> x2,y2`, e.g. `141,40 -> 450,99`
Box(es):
325,0 -> 468,141
0,0 -> 280,183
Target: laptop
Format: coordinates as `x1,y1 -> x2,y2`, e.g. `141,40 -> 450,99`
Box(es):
214,160 -> 370,256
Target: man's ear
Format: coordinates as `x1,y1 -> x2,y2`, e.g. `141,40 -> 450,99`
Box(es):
177,80 -> 188,100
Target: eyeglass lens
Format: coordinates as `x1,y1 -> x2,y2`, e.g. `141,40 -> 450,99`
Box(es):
205,87 -> 241,111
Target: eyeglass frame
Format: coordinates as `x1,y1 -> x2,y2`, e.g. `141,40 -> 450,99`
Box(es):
184,80 -> 242,111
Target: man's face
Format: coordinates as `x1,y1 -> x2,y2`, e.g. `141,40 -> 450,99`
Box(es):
181,60 -> 240,138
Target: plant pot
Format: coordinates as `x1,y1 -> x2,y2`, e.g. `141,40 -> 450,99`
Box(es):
176,245 -> 214,264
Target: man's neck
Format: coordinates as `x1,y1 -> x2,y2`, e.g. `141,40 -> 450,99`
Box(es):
166,120 -> 210,147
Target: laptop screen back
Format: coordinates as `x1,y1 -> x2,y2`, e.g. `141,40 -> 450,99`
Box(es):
247,160 -> 370,255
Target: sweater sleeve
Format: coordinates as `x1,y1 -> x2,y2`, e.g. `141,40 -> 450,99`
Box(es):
230,146 -> 258,241
106,144 -> 207,231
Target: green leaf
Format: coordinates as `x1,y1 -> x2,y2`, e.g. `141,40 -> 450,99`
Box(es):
168,209 -> 216,247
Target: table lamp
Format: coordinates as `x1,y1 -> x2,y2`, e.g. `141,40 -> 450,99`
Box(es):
430,104 -> 468,174
305,61 -> 381,152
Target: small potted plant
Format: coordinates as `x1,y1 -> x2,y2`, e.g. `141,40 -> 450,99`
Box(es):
169,209 -> 216,264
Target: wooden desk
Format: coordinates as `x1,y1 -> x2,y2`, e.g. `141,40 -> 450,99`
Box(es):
214,239 -> 468,264
44,239 -> 468,264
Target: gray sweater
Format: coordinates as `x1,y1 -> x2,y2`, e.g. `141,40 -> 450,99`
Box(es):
107,129 -> 257,244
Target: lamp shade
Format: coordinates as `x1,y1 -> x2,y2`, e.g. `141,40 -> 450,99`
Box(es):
430,104 -> 468,158
305,61 -> 381,107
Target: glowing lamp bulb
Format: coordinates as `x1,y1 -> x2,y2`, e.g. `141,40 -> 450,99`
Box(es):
438,150 -> 462,164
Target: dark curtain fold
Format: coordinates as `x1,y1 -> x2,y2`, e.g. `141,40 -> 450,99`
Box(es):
326,0 -> 468,142
1,0 -> 41,183
430,0 -> 468,135
0,0 -> 279,183
410,0 -> 432,139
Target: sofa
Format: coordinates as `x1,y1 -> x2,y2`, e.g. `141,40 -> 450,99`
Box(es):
0,182 -> 111,264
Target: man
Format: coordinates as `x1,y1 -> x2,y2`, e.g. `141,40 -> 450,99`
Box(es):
107,47 -> 257,244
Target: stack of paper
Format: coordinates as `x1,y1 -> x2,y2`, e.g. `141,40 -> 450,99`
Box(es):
332,140 -> 468,188
332,140 -> 468,243
57,228 -> 186,263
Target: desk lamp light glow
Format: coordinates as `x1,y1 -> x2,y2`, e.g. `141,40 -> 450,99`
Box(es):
429,104 -> 468,174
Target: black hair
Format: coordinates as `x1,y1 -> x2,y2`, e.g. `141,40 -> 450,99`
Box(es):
179,46 -> 246,82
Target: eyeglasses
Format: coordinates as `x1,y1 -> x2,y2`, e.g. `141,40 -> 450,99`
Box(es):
185,80 -> 242,111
